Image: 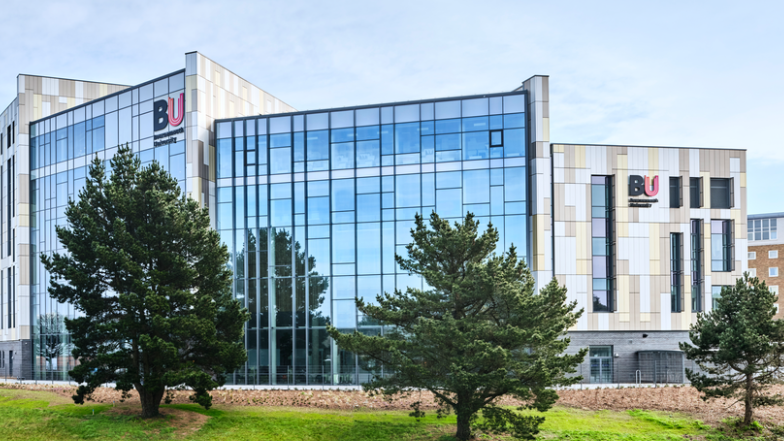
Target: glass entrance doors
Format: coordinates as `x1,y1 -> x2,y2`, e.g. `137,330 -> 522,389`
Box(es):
590,346 -> 613,383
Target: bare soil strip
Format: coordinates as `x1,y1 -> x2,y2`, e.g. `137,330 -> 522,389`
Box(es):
5,383 -> 784,426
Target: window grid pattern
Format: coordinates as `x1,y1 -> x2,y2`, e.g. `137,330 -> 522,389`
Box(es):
29,72 -> 187,380
216,95 -> 529,385
748,218 -> 778,241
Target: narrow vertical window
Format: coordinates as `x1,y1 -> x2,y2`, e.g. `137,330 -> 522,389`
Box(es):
671,233 -> 683,312
691,220 -> 703,312
591,175 -> 614,312
689,177 -> 703,208
669,177 -> 682,208
711,220 -> 733,272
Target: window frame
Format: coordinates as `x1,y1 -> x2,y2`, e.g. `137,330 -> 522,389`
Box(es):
710,177 -> 734,209
770,250 -> 778,259
691,219 -> 704,312
671,232 -> 684,312
689,176 -> 703,208
669,176 -> 682,208
770,267 -> 779,277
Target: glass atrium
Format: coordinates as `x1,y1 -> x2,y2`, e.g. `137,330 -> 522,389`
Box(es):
215,92 -> 530,384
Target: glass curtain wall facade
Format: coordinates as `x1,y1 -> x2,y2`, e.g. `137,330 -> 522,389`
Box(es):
215,93 -> 529,385
28,71 -> 186,380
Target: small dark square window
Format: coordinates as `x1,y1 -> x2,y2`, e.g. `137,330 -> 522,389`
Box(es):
490,130 -> 503,147
710,178 -> 733,209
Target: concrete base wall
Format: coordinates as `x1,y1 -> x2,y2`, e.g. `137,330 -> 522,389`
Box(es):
566,331 -> 694,384
0,339 -> 33,380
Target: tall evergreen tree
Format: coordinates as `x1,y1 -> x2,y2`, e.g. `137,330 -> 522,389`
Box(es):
329,213 -> 585,440
680,274 -> 784,426
41,145 -> 248,418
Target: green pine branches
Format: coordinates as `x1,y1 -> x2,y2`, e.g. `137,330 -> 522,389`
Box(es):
329,212 -> 585,440
42,145 -> 248,418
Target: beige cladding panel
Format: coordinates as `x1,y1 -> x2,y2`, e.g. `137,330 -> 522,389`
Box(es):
553,144 -> 746,332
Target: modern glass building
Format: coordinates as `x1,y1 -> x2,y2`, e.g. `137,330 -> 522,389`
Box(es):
213,94 -> 529,384
0,52 -> 748,384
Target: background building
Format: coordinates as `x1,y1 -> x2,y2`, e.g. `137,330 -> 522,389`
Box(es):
0,56 -> 747,385
747,212 -> 782,319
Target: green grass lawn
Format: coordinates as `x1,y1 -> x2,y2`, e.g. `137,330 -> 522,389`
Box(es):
0,388 -> 735,440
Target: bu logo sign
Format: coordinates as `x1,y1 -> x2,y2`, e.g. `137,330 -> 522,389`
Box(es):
629,175 -> 659,197
153,93 -> 184,131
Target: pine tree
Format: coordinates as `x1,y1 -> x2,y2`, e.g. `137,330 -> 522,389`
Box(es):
329,213 -> 585,440
680,274 -> 784,426
41,145 -> 248,418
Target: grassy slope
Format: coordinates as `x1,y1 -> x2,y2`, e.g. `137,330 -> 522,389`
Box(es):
0,388 -> 722,441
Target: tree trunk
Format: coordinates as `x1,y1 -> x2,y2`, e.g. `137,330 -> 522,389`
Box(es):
744,375 -> 754,426
138,386 -> 165,418
455,408 -> 472,440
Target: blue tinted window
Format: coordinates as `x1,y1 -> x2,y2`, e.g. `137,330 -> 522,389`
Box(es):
357,223 -> 381,274
293,132 -> 305,162
271,199 -> 292,226
308,180 -> 329,196
421,135 -> 434,163
332,224 -> 355,263
333,276 -> 356,299
331,128 -> 354,143
308,238 -> 331,275
170,155 -> 185,181
504,129 -> 524,158
356,177 -> 380,194
74,123 -> 86,157
435,133 -> 460,151
504,113 -> 525,129
356,140 -> 380,168
503,95 -> 525,113
331,111 -> 354,129
308,197 -> 330,224
436,171 -> 461,189
463,170 -> 490,204
270,148 -> 291,174
92,127 -> 105,151
356,126 -> 379,141
381,125 -> 394,155
271,183 -> 291,199
270,133 -> 291,148
462,117 -> 489,132
307,131 -> 329,160
356,108 -> 379,127
505,167 -> 526,201
332,179 -> 355,212
463,132 -> 489,160
396,175 -> 420,208
331,142 -> 354,169
395,123 -> 420,154
462,98 -> 488,117
437,189 -> 462,218
307,113 -> 328,130
435,101 -> 460,120
357,194 -> 380,222
435,119 -> 461,134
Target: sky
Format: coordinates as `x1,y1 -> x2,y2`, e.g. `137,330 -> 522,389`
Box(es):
1,0 -> 781,214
